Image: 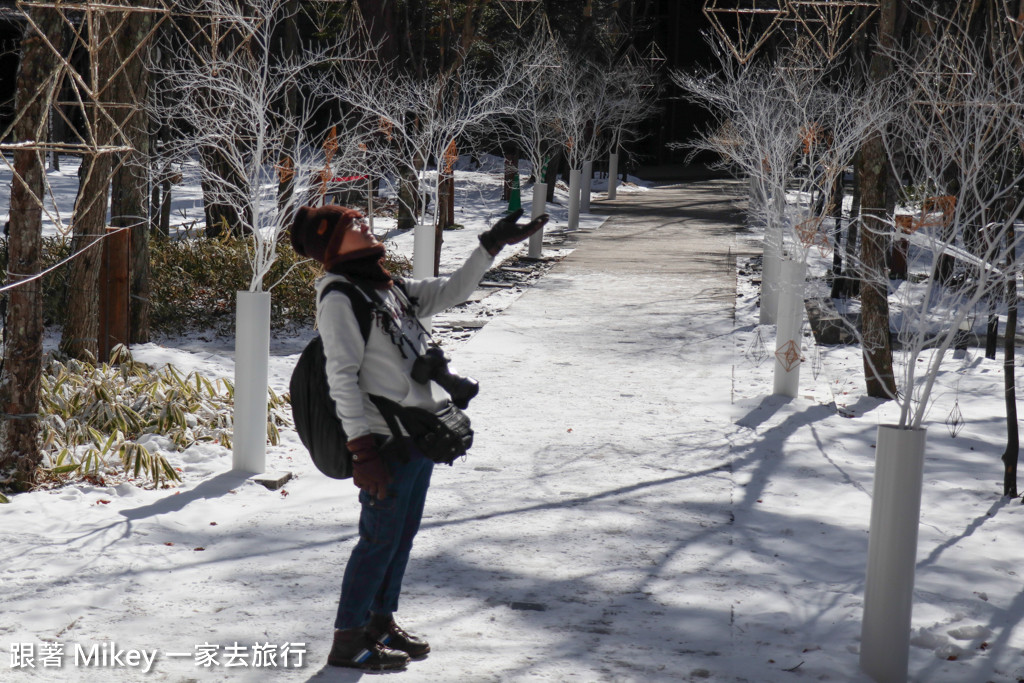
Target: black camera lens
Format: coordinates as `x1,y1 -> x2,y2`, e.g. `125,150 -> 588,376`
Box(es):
410,347 -> 479,408
436,372 -> 479,409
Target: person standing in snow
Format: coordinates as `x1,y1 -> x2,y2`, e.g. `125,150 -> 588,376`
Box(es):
289,203 -> 547,671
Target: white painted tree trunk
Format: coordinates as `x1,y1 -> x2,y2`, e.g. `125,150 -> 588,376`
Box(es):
413,222 -> 435,279
607,151 -> 619,200
581,160 -> 593,212
772,258 -> 806,397
760,222 -> 783,324
232,291 -> 271,473
568,169 -> 582,230
860,425 -> 927,683
528,182 -> 547,259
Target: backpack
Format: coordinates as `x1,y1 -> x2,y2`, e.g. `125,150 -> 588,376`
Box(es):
289,279 -> 394,479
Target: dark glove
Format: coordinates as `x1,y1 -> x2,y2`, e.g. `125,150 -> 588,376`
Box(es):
478,209 -> 550,256
348,435 -> 391,500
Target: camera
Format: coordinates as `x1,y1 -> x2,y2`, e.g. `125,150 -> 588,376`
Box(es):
411,347 -> 479,409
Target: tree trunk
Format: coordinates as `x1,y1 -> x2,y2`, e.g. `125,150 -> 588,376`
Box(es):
48,106 -> 61,171
986,298 -> 998,360
544,149 -> 563,203
1003,225 -> 1019,498
358,0 -> 399,63
830,172 -> 844,286
502,153 -> 518,202
60,14 -> 119,362
855,0 -> 900,400
108,10 -> 156,345
397,163 -> 420,231
0,7 -> 63,489
276,1 -> 299,213
434,173 -> 454,275
201,146 -> 250,238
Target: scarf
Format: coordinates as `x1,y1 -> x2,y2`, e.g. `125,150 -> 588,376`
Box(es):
328,244 -> 393,289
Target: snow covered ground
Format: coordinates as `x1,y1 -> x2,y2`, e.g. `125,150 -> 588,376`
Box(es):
2,159 -> 1024,682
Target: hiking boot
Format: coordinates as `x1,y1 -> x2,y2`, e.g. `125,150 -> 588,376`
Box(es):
328,627 -> 409,671
368,613 -> 431,659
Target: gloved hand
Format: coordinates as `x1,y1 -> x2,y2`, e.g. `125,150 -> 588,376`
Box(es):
348,435 -> 391,500
478,209 -> 550,256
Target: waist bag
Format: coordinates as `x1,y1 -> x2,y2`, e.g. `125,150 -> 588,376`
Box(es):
373,396 -> 474,466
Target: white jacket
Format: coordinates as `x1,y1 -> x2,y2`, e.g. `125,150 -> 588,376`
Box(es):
315,244 -> 495,441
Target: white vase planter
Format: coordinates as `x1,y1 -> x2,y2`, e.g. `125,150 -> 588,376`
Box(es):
581,160 -> 593,213
760,223 -> 783,325
772,258 -> 806,397
860,425 -> 927,683
567,169 -> 582,230
528,182 -> 547,259
413,222 -> 434,279
232,290 -> 271,474
607,152 -> 619,200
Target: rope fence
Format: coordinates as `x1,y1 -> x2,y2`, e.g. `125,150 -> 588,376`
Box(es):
0,226 -> 129,295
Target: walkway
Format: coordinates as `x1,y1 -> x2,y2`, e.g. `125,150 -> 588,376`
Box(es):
399,180 -> 761,681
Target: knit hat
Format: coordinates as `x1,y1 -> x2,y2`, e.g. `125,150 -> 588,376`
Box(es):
289,204 -> 365,269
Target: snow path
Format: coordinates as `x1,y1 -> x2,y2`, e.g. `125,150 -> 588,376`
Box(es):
440,181 -> 749,681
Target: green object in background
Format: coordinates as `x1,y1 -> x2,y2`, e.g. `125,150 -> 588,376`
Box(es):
508,172 -> 522,212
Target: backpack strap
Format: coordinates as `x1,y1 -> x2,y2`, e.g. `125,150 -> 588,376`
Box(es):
319,280 -> 373,342
318,280 -> 410,458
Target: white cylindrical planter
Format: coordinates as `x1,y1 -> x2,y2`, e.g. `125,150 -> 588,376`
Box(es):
860,425 -> 927,683
607,152 -> 619,200
413,222 -> 435,279
528,182 -> 547,259
772,258 -> 806,397
567,169 -> 582,230
233,290 -> 271,474
581,160 -> 593,212
760,222 -> 783,325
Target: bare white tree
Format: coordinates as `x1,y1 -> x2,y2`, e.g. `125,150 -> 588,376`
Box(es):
334,52 -> 523,276
492,32 -> 561,198
150,0 -> 371,474
674,45 -> 801,324
546,44 -> 605,227
604,57 -> 660,198
150,0 -> 353,292
879,21 -> 1024,430
675,42 -> 898,396
487,31 -> 563,254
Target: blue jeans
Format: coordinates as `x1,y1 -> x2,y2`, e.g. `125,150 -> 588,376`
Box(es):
334,440 -> 434,630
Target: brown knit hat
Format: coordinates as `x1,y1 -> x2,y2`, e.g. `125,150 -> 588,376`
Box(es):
289,204 -> 365,269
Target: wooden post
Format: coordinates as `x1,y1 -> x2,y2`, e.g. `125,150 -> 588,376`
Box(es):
98,227 -> 130,362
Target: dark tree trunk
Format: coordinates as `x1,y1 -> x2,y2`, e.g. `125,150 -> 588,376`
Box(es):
855,0 -> 900,399
358,0 -> 399,63
434,172 -> 455,275
48,106 -> 61,171
544,149 -> 563,203
276,1 -> 299,212
60,13 -> 119,362
0,7 -> 63,489
1003,224 -> 1019,498
107,10 -> 156,345
502,153 -> 518,202
829,172 -> 844,285
397,163 -> 420,231
986,298 -> 999,360
200,146 -> 251,238
159,176 -> 173,235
